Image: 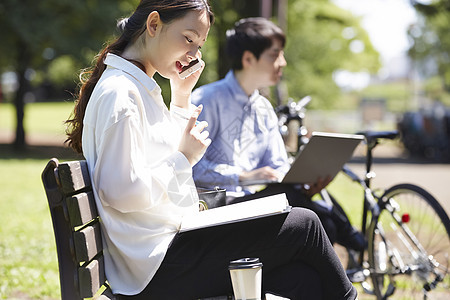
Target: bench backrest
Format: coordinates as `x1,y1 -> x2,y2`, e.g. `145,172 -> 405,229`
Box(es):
42,158 -> 115,300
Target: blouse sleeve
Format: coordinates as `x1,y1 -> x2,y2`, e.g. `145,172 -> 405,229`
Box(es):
169,102 -> 197,120
93,114 -> 194,213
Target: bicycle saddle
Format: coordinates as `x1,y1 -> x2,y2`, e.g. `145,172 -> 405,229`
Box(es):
356,130 -> 399,145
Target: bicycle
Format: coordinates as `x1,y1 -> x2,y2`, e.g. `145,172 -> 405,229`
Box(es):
276,99 -> 450,299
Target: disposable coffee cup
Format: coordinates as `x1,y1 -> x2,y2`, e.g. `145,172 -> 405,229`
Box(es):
228,258 -> 263,300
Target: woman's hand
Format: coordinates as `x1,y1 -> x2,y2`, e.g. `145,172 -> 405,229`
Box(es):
239,166 -> 282,182
178,105 -> 211,166
170,53 -> 205,109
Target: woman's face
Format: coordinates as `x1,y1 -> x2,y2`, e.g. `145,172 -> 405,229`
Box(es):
148,10 -> 211,79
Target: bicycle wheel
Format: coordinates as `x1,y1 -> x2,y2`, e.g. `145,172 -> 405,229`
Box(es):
368,183 -> 450,299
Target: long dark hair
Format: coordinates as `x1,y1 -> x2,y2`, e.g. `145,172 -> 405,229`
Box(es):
65,0 -> 214,153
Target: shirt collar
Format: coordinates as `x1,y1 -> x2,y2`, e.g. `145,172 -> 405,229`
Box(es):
224,71 -> 260,107
104,53 -> 160,95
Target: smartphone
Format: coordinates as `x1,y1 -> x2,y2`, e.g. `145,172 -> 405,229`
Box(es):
178,59 -> 204,79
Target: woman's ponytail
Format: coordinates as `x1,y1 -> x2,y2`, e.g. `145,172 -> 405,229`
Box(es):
65,36 -> 130,153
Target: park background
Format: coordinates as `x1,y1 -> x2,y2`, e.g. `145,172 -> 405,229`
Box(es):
1,0 -> 449,299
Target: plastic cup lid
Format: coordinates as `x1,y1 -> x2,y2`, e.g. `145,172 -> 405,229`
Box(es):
228,258 -> 263,270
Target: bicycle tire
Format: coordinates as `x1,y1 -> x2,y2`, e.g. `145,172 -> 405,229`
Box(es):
368,183 -> 450,300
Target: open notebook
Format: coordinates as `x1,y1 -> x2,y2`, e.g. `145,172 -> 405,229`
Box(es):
180,193 -> 291,232
240,132 -> 364,186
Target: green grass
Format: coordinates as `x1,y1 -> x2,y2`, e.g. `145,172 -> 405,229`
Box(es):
0,102 -> 74,136
326,172 -> 365,227
0,102 -> 364,298
0,142 -> 81,299
0,101 -> 79,299
0,102 -> 422,299
0,161 -> 358,300
0,158 -> 60,299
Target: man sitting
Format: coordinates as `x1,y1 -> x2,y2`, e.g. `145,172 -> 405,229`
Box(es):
192,17 -> 366,252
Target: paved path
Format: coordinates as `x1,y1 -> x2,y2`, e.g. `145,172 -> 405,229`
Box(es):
347,162 -> 450,216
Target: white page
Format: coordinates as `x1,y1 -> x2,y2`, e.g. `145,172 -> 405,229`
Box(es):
180,193 -> 290,232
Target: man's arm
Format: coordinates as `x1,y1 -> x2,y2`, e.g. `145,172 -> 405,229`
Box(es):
258,99 -> 291,175
191,86 -> 242,190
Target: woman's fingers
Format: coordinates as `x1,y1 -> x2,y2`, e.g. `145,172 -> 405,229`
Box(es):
178,104 -> 211,165
188,105 -> 210,145
194,120 -> 209,132
199,130 -> 211,144
186,105 -> 203,130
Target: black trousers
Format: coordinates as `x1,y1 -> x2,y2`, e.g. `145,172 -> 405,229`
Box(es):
117,208 -> 357,300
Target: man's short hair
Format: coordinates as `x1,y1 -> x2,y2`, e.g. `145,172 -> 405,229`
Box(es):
226,17 -> 286,71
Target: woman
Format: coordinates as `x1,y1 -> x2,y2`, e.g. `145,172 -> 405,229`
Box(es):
65,1 -> 357,299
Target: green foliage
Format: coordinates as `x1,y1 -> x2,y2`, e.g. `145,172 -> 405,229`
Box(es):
410,0 -> 450,93
423,76 -> 450,105
188,0 -> 381,110
284,0 -> 380,109
47,56 -> 80,89
0,0 -> 133,70
0,0 -> 140,146
0,0 -> 382,122
0,0 -> 139,98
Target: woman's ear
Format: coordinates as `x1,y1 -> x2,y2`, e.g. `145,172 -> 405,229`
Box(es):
241,50 -> 256,69
146,11 -> 161,37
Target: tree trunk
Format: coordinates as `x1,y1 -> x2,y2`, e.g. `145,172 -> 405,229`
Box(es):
13,41 -> 31,150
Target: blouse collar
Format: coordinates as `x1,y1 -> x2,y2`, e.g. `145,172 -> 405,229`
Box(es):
104,53 -> 160,95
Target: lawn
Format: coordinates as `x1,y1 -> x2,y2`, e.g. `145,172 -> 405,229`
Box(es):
0,160 -> 362,299
0,158 -> 60,299
0,102 -> 74,137
0,102 -> 79,299
0,102 -> 366,299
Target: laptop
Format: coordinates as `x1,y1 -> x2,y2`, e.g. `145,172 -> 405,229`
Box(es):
240,132 -> 364,186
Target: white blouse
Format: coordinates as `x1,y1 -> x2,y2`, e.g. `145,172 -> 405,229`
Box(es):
82,53 -> 199,295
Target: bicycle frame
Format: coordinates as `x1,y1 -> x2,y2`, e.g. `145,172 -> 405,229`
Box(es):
275,98 -> 450,298
341,132 -> 448,298
341,132 -> 421,260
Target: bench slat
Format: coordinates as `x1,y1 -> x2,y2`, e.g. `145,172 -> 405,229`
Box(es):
67,191 -> 98,228
79,255 -> 106,299
58,160 -> 91,195
74,221 -> 103,263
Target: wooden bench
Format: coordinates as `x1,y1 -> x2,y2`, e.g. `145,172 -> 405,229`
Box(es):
42,158 -> 114,300
42,158 -> 288,300
42,158 -> 235,300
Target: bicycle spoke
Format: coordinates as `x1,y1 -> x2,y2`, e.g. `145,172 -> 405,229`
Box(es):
368,184 -> 450,299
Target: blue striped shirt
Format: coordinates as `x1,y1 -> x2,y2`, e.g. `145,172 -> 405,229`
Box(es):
192,71 -> 290,195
